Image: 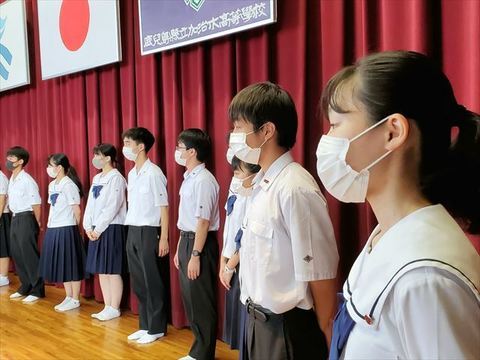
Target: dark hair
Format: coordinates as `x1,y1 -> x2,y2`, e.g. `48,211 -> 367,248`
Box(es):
6,146 -> 30,166
48,153 -> 84,197
228,82 -> 298,150
230,156 -> 261,174
321,50 -> 480,233
178,128 -> 212,163
93,143 -> 117,164
121,127 -> 155,153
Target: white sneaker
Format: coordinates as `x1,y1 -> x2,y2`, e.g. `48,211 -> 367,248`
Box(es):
136,332 -> 165,344
91,306 -> 108,319
127,329 -> 148,341
57,299 -> 80,312
98,306 -> 121,321
22,295 -> 40,303
179,356 -> 196,360
0,276 -> 9,287
54,297 -> 72,310
10,292 -> 24,299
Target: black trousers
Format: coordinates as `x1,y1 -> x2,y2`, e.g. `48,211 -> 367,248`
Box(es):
10,212 -> 45,297
179,231 -> 218,360
126,226 -> 167,334
246,301 -> 328,360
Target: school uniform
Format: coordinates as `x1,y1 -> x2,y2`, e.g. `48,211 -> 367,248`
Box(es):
178,163 -> 220,360
38,176 -> 85,283
331,204 -> 480,360
0,171 -> 11,259
239,152 -> 339,360
84,169 -> 127,275
222,178 -> 248,356
7,170 -> 44,297
125,159 -> 169,335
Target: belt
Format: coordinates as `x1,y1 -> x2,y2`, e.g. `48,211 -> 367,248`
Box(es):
180,231 -> 195,240
245,298 -> 275,322
12,211 -> 34,218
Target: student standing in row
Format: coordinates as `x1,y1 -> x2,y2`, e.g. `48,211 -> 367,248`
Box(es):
84,144 -> 127,321
0,167 -> 11,287
174,128 -> 220,360
318,51 -> 480,359
228,82 -> 339,359
6,146 -> 45,303
220,155 -> 259,358
123,127 -> 170,344
38,153 -> 85,312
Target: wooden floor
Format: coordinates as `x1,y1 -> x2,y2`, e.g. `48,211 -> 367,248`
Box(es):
0,275 -> 238,360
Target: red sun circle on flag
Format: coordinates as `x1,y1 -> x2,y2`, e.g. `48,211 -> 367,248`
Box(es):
59,0 -> 90,51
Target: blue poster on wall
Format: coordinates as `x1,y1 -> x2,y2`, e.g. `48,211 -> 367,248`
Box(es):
138,0 -> 277,55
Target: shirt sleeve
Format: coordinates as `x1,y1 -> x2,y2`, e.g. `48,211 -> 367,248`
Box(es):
194,178 -> 218,222
391,267 -> 480,359
64,182 -> 80,206
82,184 -> 95,231
151,172 -> 168,207
0,176 -> 7,195
282,187 -> 339,281
27,178 -> 42,206
93,176 -> 126,235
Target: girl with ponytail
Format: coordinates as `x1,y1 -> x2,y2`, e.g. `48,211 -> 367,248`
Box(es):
38,153 -> 85,312
316,51 -> 480,359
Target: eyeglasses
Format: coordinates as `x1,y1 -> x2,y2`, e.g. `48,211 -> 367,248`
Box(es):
175,146 -> 187,151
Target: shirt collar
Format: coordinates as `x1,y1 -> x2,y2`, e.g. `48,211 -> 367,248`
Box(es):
136,158 -> 152,175
256,152 -> 294,191
12,169 -> 26,182
184,163 -> 206,180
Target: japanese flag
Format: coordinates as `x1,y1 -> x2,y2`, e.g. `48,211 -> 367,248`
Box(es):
37,0 -> 121,80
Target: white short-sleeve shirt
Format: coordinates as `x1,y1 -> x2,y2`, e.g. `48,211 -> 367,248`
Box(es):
239,152 -> 339,314
7,170 -> 41,214
177,163 -> 220,232
341,205 -> 480,359
83,168 -> 126,235
0,170 -> 9,213
222,178 -> 248,258
125,159 -> 168,227
47,176 -> 81,228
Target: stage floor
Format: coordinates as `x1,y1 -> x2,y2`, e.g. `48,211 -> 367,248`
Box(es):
0,275 -> 238,360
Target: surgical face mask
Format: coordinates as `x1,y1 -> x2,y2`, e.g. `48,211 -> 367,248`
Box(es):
47,166 -> 59,179
92,157 -> 106,170
175,149 -> 187,166
226,147 -> 235,164
316,116 -> 392,203
230,174 -> 255,197
122,146 -> 138,162
5,160 -> 18,171
229,125 -> 267,165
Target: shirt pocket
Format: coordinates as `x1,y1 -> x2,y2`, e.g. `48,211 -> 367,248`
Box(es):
249,220 -> 274,266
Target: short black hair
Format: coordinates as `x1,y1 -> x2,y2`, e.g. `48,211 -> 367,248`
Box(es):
122,127 -> 155,153
230,156 -> 261,174
178,128 -> 211,163
93,143 -> 118,163
228,82 -> 298,150
6,146 -> 30,166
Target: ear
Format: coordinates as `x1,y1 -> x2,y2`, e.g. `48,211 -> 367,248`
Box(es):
262,122 -> 276,141
384,113 -> 409,151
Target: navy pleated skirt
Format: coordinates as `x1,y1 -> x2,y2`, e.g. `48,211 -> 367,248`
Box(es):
0,213 -> 11,258
86,224 -> 126,275
39,225 -> 85,282
223,266 -> 247,356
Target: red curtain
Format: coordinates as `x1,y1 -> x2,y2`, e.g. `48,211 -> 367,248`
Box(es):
1,0 -> 479,331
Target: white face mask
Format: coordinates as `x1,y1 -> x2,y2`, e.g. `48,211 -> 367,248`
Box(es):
175,149 -> 187,166
230,174 -> 255,197
122,146 -> 138,162
316,116 -> 392,203
226,147 -> 235,164
47,166 -> 59,179
229,126 -> 267,165
92,157 -> 106,170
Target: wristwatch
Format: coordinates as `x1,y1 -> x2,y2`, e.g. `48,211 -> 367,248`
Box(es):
191,250 -> 202,257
